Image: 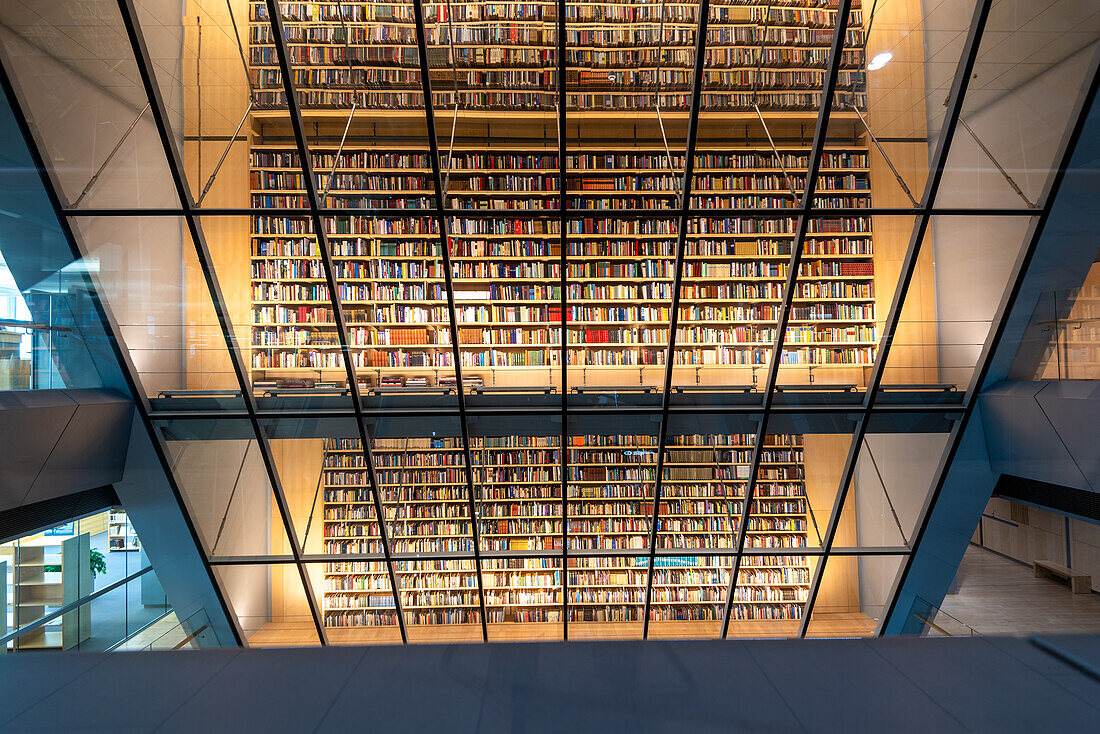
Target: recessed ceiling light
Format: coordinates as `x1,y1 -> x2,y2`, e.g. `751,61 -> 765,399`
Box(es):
867,52 -> 893,71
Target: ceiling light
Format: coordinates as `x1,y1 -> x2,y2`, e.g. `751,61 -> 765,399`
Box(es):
867,52 -> 893,71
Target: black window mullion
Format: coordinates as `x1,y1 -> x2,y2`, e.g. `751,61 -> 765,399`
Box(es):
641,0 -> 712,640
117,0 -> 331,645
796,0 -> 996,638
263,0 -> 408,645
719,0 -> 855,639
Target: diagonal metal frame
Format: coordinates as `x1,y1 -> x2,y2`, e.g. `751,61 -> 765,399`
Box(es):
641,0 -> 711,640
263,0 -> 408,644
719,0 -> 854,639
0,39 -> 245,648
795,0 -> 994,638
410,0 -> 490,641
116,0 -> 332,645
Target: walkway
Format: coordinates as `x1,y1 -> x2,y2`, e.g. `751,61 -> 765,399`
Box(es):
937,544 -> 1100,636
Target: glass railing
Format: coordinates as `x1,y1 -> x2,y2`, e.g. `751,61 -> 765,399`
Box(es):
1027,285 -> 1100,381
906,596 -> 981,637
140,608 -> 218,651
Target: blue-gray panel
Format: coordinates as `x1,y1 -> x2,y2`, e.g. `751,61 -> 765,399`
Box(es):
0,388 -> 132,512
0,390 -> 76,510
24,390 -> 133,506
979,382 -> 1092,491
2,636 -> 1099,733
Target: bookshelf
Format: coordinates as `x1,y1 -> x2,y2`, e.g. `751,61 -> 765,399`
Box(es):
320,433 -> 809,630
248,1 -> 866,112
108,511 -> 140,552
248,143 -> 875,388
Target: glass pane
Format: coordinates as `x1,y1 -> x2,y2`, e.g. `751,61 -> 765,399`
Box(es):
321,215 -> 468,396
214,563 -> 321,647
776,214 -> 915,391
398,558 -> 482,644
157,418 -> 296,559
282,1 -> 435,212
566,416 -> 661,553
134,0 -> 261,206
875,215 -> 1038,393
261,416 -> 365,556
936,1 -> 1100,210
835,415 -> 953,551
805,554 -> 905,638
566,216 -> 675,393
368,417 -> 473,555
483,557 -> 563,642
246,214 -> 357,403
309,560 -> 402,646
0,1 -> 182,210
811,1 -> 982,207
427,0 -> 559,211
723,426 -> 848,639
567,555 -> 646,640
69,216 -> 244,406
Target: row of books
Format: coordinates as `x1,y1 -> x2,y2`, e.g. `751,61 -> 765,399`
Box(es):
249,88 -> 867,111
253,216 -> 874,237
250,150 -> 869,171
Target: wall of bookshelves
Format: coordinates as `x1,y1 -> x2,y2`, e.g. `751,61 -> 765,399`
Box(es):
248,0 -> 866,112
248,142 -> 876,388
320,432 -> 811,632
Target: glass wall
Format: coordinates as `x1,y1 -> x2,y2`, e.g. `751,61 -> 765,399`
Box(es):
0,510 -> 186,652
0,0 -> 1095,646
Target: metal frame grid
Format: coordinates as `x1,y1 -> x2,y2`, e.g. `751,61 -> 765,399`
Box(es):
0,0 -> 1093,646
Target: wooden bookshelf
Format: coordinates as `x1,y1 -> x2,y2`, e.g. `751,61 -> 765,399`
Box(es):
248,143 -> 875,386
248,0 -> 866,112
320,433 -> 810,630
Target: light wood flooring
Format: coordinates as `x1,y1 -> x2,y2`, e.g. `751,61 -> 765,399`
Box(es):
245,614 -> 876,647
935,544 -> 1100,636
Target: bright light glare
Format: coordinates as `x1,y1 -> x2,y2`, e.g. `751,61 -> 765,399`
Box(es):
867,52 -> 893,71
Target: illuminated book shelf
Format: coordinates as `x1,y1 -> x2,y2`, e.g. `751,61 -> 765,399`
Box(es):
247,0 -> 866,112
248,143 -> 875,387
320,433 -> 809,629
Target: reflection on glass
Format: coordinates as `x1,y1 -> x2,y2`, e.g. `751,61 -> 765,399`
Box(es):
160,420 -> 297,559
938,0 -> 1100,210
567,555 -> 646,640
876,215 -> 1037,392
0,1 -> 182,210
69,216 -> 243,403
214,563 -> 321,647
1029,264 -> 1100,381
805,554 -> 904,638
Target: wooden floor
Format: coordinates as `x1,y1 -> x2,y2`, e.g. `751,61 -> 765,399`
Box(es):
246,614 -> 876,647
935,544 -> 1100,636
